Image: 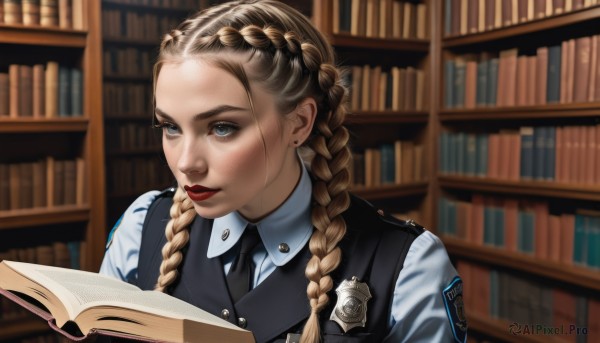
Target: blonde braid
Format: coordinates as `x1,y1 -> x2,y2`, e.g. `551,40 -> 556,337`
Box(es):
155,187 -> 196,292
301,62 -> 351,343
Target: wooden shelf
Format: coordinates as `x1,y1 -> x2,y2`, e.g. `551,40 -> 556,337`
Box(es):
438,175 -> 600,201
0,118 -> 88,133
0,206 -> 90,230
330,34 -> 429,52
468,315 -> 566,343
443,5 -> 600,48
0,317 -> 50,340
345,111 -> 428,124
104,36 -> 160,46
351,182 -> 428,200
104,73 -> 152,82
0,25 -> 86,47
443,237 -> 600,292
439,102 -> 600,121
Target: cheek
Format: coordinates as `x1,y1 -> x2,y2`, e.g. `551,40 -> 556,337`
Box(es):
214,138 -> 265,180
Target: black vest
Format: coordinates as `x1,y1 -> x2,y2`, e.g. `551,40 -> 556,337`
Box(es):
134,191 -> 423,343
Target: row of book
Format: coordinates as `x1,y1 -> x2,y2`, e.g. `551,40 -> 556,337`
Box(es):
103,82 -> 152,117
107,157 -> 172,196
0,0 -> 84,29
103,0 -> 202,7
439,125 -> 600,184
103,47 -> 153,77
444,0 -> 600,37
0,158 -> 85,212
102,9 -> 183,40
0,62 -> 83,118
351,140 -> 426,187
439,195 -> 600,270
444,35 -> 600,109
0,241 -> 80,320
347,65 -> 426,112
105,122 -> 161,152
332,0 -> 427,39
457,261 -> 600,342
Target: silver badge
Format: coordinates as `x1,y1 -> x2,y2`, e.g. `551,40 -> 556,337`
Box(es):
330,276 -> 372,332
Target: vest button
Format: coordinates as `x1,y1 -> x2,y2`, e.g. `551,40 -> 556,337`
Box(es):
221,228 -> 230,241
278,243 -> 290,253
221,309 -> 230,320
238,317 -> 247,328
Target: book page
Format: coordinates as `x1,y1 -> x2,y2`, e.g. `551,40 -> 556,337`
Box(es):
4,261 -> 242,331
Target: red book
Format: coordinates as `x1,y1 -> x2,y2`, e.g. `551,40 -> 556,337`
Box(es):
560,213 -> 575,265
465,60 -> 477,109
589,35 -> 598,102
553,289 -> 577,342
471,264 -> 490,316
509,131 -> 521,181
516,55 -> 528,106
573,36 -> 591,103
526,55 -> 537,106
487,133 -> 500,179
588,298 -> 600,341
548,214 -> 561,262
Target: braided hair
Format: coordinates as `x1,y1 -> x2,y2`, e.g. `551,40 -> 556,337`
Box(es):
152,2 -> 352,342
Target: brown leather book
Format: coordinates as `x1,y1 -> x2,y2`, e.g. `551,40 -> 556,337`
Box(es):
75,157 -> 85,205
533,202 -> 549,259
9,64 -> 20,118
485,0 -> 494,30
504,199 -> 519,252
588,35 -> 598,102
536,46 -> 548,105
584,125 -> 596,184
351,65 -> 362,110
478,0 -> 486,32
535,0 -> 546,18
502,0 -> 512,26
23,0 -> 40,25
19,162 -> 34,209
555,126 -> 564,182
487,133 -> 500,178
71,0 -> 81,29
515,55 -> 528,106
58,0 -> 71,29
566,39 -> 576,103
460,0 -> 468,35
451,0 -> 461,35
32,64 -> 45,117
526,55 -> 537,106
370,65 -> 381,111
365,0 -> 379,38
45,156 -> 54,207
554,0 -> 565,13
53,159 -> 64,206
404,67 -> 416,111
360,64 -> 371,111
573,36 -> 591,103
45,61 -> 58,118
63,159 -> 76,205
40,0 -> 58,27
401,140 -> 414,183
3,0 -> 22,24
0,164 -> 9,211
471,194 -> 485,245
468,0 -> 478,33
392,0 -> 403,38
0,73 -> 8,117
9,163 -> 20,210
19,65 -> 33,117
32,159 -> 46,208
465,60 -> 478,109
547,214 -> 561,262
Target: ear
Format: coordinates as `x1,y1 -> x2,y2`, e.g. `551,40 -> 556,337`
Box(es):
288,97 -> 317,147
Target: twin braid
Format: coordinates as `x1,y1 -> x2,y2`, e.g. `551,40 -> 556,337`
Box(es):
156,23 -> 351,343
154,187 -> 195,292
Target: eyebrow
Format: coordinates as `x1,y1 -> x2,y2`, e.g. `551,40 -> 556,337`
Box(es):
154,105 -> 249,121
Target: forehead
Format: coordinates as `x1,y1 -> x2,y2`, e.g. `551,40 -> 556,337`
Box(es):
155,56 -> 280,118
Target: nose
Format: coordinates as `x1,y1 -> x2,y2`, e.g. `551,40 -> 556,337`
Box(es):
177,137 -> 208,175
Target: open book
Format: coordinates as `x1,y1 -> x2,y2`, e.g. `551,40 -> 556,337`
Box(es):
0,260 -> 255,343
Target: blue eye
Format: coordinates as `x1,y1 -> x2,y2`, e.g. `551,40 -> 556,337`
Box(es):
153,121 -> 180,136
212,123 -> 238,137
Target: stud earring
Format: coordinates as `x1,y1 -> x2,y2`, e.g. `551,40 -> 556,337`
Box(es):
293,140 -> 299,146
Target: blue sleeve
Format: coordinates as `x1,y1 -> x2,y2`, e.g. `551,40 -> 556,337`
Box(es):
98,190 -> 161,282
383,231 -> 467,343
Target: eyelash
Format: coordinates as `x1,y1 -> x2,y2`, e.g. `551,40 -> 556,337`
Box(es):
152,120 -> 240,139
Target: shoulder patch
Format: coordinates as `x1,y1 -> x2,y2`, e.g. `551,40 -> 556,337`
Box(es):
442,276 -> 468,343
105,214 -> 124,250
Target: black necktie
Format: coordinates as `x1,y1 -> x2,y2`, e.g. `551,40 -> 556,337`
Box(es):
226,225 -> 261,303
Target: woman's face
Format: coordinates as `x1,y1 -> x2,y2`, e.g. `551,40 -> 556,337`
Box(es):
154,58 -> 300,221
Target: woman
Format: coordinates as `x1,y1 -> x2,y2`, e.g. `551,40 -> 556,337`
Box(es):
100,1 -> 466,342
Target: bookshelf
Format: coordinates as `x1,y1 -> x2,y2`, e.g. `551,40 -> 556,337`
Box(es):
310,0 -> 433,226
436,1 -> 600,341
100,0 -> 202,226
0,0 -> 105,340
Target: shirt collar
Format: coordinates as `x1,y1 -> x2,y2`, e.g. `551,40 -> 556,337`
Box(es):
207,160 -> 313,266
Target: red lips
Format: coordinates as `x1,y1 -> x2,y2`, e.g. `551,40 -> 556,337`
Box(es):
184,185 -> 220,201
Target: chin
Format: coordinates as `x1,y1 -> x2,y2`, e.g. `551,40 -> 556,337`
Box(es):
191,203 -> 231,219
